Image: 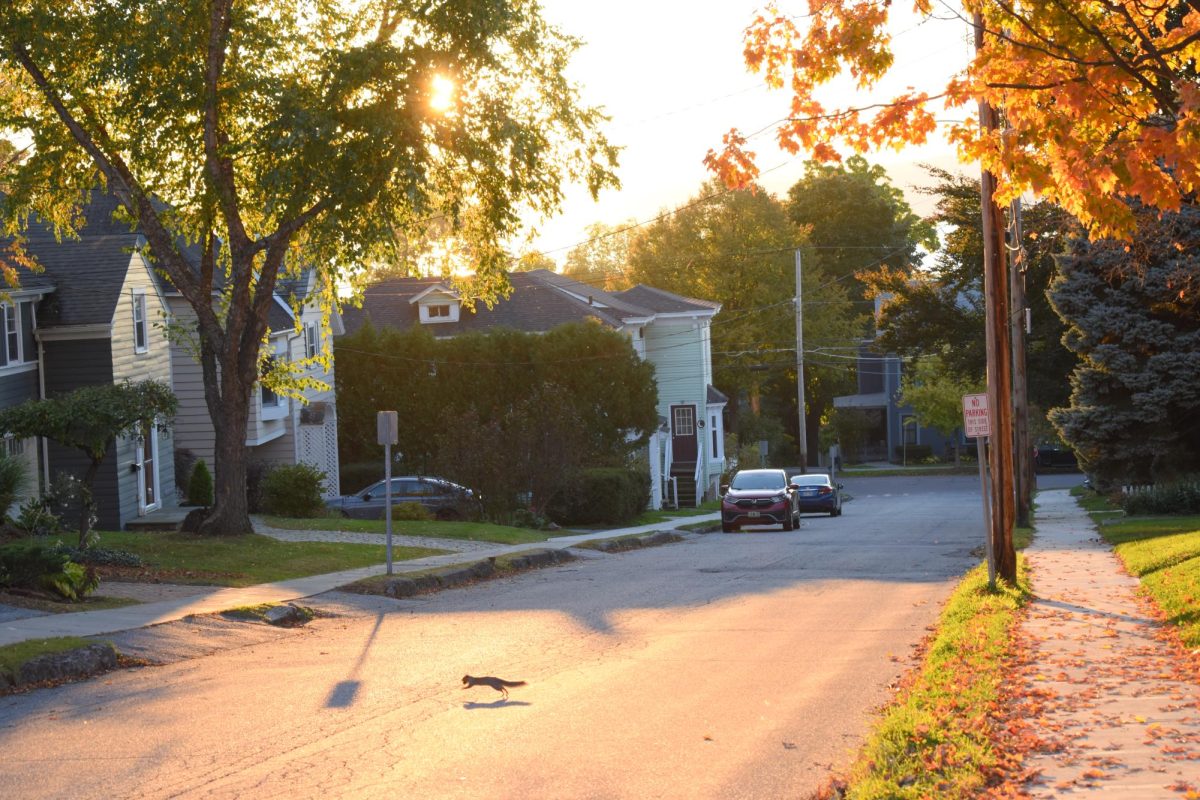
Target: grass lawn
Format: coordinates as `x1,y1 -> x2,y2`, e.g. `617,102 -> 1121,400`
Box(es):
1095,513 -> 1200,647
0,637 -> 95,684
260,515 -> 552,545
843,560 -> 1031,798
0,590 -> 139,614
84,530 -> 447,587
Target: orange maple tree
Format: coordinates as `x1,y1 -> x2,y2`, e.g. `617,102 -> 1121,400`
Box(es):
707,1 -> 1200,238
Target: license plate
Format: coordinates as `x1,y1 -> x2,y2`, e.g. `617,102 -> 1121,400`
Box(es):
748,511 -> 760,518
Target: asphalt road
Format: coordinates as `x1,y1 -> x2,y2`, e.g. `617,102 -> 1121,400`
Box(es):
0,473 -> 1082,799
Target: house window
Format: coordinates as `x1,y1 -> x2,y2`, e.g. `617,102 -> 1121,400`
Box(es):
304,322 -> 320,359
428,304 -> 450,318
132,291 -> 148,353
902,414 -> 918,444
672,406 -> 694,437
712,415 -> 719,454
3,435 -> 23,457
260,355 -> 280,408
3,305 -> 18,363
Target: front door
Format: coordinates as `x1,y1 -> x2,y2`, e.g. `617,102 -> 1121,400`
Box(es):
670,404 -> 698,462
138,423 -> 159,513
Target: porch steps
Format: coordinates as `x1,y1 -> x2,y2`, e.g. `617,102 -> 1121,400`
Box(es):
669,461 -> 699,508
125,508 -> 189,532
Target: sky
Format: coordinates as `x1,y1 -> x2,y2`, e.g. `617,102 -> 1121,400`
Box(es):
523,1 -> 979,264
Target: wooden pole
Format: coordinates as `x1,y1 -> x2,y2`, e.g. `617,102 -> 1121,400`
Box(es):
794,248 -> 808,473
976,11 -> 1017,583
1010,199 -> 1033,527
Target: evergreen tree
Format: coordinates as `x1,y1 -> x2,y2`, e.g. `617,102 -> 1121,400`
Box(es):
1049,203 -> 1200,488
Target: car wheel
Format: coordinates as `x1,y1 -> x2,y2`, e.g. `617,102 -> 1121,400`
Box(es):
721,523 -> 735,533
782,512 -> 794,531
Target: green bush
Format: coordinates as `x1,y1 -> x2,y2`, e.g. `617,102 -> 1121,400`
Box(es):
0,451 -> 27,519
339,461 -> 385,495
390,502 -> 433,521
546,468 -> 650,526
1122,481 -> 1200,515
0,541 -> 98,601
260,463 -> 328,518
15,496 -> 61,537
186,459 -> 213,507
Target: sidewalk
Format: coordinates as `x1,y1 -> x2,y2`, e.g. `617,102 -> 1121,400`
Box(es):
0,513 -> 718,648
1017,490 -> 1200,795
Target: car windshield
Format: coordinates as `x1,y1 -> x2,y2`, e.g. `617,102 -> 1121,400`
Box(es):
730,471 -> 786,490
790,475 -> 832,487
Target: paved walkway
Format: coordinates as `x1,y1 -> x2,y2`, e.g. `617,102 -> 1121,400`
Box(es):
1018,490 -> 1200,796
0,513 -> 718,647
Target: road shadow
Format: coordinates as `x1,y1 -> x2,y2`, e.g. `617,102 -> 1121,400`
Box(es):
462,699 -> 531,709
323,612 -> 384,709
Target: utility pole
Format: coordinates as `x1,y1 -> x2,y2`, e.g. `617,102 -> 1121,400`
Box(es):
976,11 -> 1016,583
1010,199 -> 1033,527
794,248 -> 808,473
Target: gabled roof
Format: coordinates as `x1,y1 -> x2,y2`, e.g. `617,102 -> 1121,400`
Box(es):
341,270 -> 721,337
707,384 -> 729,405
22,234 -> 140,327
341,272 -> 627,336
612,284 -> 721,315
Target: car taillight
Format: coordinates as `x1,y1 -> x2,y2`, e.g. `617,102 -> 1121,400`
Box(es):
818,487 -> 832,495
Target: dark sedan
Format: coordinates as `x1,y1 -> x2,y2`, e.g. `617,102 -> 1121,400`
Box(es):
787,472 -> 843,516
721,468 -> 801,532
326,476 -> 481,521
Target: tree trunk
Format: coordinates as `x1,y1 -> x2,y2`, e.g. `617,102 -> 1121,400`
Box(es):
76,458 -> 102,549
196,359 -> 255,536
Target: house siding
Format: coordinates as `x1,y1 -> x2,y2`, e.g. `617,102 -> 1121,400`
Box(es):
110,254 -> 176,521
0,369 -> 38,409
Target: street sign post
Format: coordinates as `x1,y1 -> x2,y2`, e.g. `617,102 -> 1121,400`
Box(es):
377,411 -> 399,575
962,393 -> 995,588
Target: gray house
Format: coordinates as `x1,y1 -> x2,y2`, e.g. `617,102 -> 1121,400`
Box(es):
13,210 -> 178,529
0,190 -> 343,527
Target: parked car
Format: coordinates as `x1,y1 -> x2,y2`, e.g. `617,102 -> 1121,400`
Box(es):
787,472 -> 843,516
1033,442 -> 1078,472
720,468 -> 801,533
326,476 -> 481,521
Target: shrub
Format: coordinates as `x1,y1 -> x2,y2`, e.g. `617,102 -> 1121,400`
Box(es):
0,451 -> 28,519
0,540 -> 98,601
894,444 -> 933,463
1121,480 -> 1200,515
390,502 -> 433,521
60,546 -> 143,568
245,459 -> 271,513
14,496 -> 61,538
174,448 -> 197,502
260,463 -> 328,518
339,461 -> 385,495
546,468 -> 650,526
186,460 -> 214,507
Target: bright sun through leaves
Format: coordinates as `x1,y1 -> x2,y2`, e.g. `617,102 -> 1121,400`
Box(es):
430,75 -> 455,112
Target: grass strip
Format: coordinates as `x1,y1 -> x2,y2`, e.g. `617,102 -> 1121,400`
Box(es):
86,531 -> 446,587
260,515 -> 551,544
842,560 -> 1031,799
1095,514 -> 1200,647
0,637 -> 93,684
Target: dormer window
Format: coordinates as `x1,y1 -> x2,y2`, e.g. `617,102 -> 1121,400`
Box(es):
418,299 -> 459,324
428,304 -> 450,318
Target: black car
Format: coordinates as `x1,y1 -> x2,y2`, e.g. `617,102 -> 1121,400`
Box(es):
787,472 -> 843,516
325,476 -> 481,521
720,468 -> 801,532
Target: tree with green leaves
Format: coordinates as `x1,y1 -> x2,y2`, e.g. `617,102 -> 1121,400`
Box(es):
786,156 -> 936,300
1049,202 -> 1200,490
861,168 -> 1079,412
561,221 -> 638,291
625,180 -> 861,455
899,353 -> 984,465
0,380 -> 177,545
0,1 -> 617,535
335,321 -> 657,512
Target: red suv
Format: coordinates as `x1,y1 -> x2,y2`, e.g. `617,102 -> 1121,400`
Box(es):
721,468 -> 801,532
